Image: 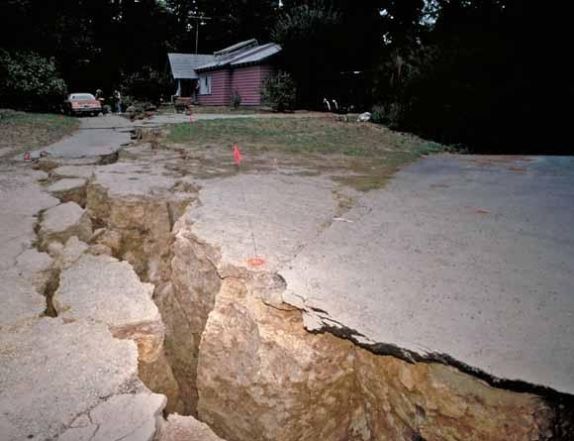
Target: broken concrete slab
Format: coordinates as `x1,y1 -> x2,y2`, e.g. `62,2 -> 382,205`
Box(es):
0,318 -> 142,440
15,248 -> 53,292
157,414 -> 225,441
51,165 -> 95,179
281,154 -> 574,394
51,236 -> 90,270
54,254 -> 162,362
39,201 -> 92,246
0,270 -> 45,328
0,213 -> 38,272
0,161 -> 168,441
87,162 -> 196,284
58,393 -> 166,441
187,174 -> 340,273
0,166 -> 59,271
48,178 -> 87,205
48,177 -> 87,192
91,161 -> 183,197
0,167 -> 59,329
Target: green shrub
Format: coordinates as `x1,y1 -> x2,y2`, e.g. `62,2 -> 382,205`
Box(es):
370,105 -> 385,124
262,71 -> 297,112
0,50 -> 67,110
371,103 -> 404,128
121,67 -> 171,103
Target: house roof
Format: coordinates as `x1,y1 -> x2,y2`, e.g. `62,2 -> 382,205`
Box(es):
230,43 -> 282,67
213,39 -> 258,57
167,53 -> 215,79
195,42 -> 281,72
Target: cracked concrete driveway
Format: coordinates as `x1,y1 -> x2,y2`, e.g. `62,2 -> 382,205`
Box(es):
192,154 -> 574,395
21,111 -> 574,395
3,114 -> 572,439
281,155 -> 574,394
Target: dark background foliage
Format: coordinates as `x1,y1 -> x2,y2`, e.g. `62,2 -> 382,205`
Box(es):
0,0 -> 571,153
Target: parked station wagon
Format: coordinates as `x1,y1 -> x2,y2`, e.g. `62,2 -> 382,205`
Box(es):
64,93 -> 102,116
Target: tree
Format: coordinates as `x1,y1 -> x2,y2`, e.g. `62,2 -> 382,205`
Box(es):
271,1 -> 340,107
0,50 -> 67,109
262,71 -> 297,111
0,0 -> 179,94
371,0 -> 573,153
273,0 -> 384,108
166,0 -> 278,53
122,66 -> 172,103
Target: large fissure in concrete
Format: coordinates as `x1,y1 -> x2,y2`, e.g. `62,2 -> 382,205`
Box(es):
77,162 -> 574,441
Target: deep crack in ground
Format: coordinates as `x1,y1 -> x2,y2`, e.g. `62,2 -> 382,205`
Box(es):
3,136 -> 573,441
77,142 -> 573,440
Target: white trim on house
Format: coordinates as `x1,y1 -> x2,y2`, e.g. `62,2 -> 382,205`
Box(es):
199,74 -> 212,95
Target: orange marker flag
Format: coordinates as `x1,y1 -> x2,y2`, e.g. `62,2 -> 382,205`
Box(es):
233,144 -> 242,166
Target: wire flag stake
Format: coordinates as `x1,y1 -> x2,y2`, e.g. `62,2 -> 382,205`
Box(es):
232,143 -> 265,268
233,143 -> 242,166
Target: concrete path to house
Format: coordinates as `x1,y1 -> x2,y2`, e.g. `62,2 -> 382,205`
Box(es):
191,154 -> 574,395
27,114 -> 133,159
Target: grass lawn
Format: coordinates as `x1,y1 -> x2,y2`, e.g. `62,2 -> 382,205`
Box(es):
0,110 -> 79,159
165,116 -> 445,190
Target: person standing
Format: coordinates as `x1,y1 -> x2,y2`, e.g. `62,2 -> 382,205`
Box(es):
113,89 -> 122,114
95,88 -> 107,114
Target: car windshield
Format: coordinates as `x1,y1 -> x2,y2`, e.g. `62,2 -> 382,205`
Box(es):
70,94 -> 95,100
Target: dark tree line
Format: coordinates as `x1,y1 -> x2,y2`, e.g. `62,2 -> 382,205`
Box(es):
1,0 -> 176,92
374,0 -> 573,153
1,0 -> 571,152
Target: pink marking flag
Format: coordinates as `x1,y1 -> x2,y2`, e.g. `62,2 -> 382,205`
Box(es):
233,144 -> 242,166
23,152 -> 31,161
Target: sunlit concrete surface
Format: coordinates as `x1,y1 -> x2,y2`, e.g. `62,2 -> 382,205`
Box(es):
190,154 -> 574,394
282,155 -> 574,393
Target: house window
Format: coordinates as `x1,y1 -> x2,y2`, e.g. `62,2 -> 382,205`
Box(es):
199,74 -> 212,95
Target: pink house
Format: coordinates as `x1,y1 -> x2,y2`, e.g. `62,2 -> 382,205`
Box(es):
168,39 -> 281,106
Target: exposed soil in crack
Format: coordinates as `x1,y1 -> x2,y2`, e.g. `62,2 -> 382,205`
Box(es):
98,150 -> 120,165
309,316 -> 574,439
84,171 -> 201,415
31,208 -> 46,248
29,207 -> 60,318
196,272 -> 568,441
310,317 -> 571,399
41,267 -> 60,317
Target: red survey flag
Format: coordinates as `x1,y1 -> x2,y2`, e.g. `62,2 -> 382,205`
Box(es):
233,144 -> 242,166
23,152 -> 31,161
